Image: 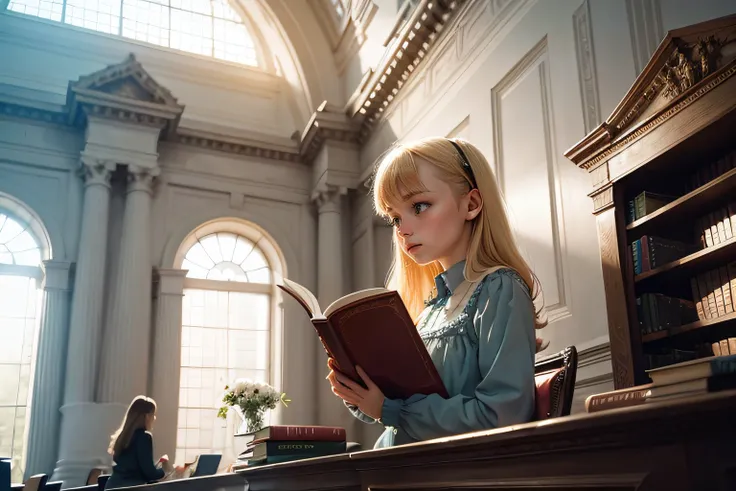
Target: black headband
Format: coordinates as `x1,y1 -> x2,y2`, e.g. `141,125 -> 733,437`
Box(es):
448,139 -> 477,189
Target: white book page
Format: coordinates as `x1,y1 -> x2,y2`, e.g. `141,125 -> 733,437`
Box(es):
282,278 -> 322,317
323,288 -> 390,318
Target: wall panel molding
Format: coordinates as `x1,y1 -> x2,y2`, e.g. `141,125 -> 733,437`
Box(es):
625,0 -> 664,75
573,0 -> 602,134
490,37 -> 570,323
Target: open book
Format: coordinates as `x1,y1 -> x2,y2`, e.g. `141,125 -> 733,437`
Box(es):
279,278 -> 449,400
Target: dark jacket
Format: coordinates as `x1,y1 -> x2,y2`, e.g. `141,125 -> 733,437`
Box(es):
105,429 -> 165,489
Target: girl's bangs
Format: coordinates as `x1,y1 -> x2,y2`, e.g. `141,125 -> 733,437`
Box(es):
373,149 -> 428,215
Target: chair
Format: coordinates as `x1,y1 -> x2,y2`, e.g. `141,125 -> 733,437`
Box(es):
43,481 -> 62,491
22,475 -> 48,491
85,469 -> 102,487
96,474 -> 110,491
1,459 -> 11,491
533,345 -> 578,420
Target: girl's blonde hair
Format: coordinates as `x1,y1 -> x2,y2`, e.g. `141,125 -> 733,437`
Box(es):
109,395 -> 157,460
372,136 -> 547,333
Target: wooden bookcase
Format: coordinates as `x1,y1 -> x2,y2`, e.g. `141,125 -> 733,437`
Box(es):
565,14 -> 736,389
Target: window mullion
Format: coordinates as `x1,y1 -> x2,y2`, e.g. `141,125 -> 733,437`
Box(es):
167,0 -> 171,48
117,0 -> 123,36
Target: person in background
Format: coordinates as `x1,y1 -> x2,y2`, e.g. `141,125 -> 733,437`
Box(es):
105,396 -> 176,489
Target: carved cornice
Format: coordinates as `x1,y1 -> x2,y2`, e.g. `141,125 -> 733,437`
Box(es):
0,101 -> 68,125
347,0 -> 468,142
578,61 -> 736,172
299,101 -> 362,163
175,128 -> 302,163
565,16 -> 736,172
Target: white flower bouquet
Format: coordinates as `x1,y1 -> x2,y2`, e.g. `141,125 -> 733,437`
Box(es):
217,379 -> 290,433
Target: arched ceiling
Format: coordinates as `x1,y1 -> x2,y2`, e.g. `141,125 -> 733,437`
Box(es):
237,0 -> 344,128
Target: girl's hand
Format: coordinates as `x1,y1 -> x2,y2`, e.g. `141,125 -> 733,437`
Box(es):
327,359 -> 385,420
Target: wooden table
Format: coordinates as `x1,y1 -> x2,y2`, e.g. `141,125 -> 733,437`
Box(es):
236,391 -> 736,491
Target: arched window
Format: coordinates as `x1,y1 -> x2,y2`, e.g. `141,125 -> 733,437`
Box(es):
174,224 -> 283,465
5,0 -> 258,66
0,212 -> 44,483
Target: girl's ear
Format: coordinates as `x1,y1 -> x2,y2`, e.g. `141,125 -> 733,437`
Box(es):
465,188 -> 483,221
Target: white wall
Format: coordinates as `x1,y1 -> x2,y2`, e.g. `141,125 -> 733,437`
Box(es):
349,0 -> 736,420
0,12 -> 300,139
0,119 -> 84,263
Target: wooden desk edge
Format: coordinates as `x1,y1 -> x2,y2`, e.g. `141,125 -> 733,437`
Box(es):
236,390 -> 736,476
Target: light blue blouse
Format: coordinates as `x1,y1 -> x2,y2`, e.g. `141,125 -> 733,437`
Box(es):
346,260 -> 537,448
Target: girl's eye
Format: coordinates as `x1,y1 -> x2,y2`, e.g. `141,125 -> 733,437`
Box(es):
413,202 -> 430,214
388,216 -> 400,227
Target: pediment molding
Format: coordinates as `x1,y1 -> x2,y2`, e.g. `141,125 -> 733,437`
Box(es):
67,53 -> 184,136
566,14 -> 736,171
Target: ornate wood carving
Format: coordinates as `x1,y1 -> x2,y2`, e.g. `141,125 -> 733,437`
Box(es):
565,16 -> 736,170
591,186 -> 614,212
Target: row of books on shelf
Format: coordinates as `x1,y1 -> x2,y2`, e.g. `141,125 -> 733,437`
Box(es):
696,202 -> 736,248
627,191 -> 674,224
585,353 -> 736,413
688,149 -> 736,192
630,206 -> 735,276
233,425 -> 348,468
630,235 -> 698,275
635,293 -> 697,335
690,263 -> 736,321
712,337 -> 736,357
626,148 -> 736,225
644,346 -> 705,371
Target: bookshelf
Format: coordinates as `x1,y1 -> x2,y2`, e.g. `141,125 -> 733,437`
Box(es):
565,14 -> 736,389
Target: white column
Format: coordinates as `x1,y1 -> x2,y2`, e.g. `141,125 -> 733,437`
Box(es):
98,165 -> 158,405
24,261 -> 71,479
149,269 -> 187,460
314,186 -> 355,435
54,158 -> 115,487
62,158 -> 114,403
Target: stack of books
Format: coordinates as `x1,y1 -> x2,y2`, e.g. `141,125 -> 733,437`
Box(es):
585,353 -> 736,413
236,425 -> 347,467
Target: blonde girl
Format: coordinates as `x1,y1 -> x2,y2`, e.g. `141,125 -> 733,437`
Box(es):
327,137 -> 546,448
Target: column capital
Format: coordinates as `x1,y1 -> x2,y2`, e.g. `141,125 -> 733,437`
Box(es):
42,260 -> 72,291
79,157 -> 115,188
311,185 -> 347,214
155,268 -> 188,296
127,165 -> 160,194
